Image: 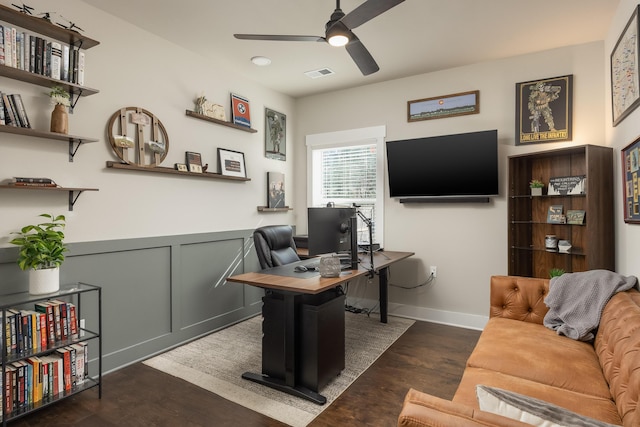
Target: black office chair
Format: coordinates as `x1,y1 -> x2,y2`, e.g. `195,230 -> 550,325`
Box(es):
253,225 -> 300,269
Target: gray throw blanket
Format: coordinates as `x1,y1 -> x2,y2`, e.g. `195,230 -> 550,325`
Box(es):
543,270 -> 639,341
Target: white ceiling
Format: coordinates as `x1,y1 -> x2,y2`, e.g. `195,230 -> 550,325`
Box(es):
80,0 -> 620,98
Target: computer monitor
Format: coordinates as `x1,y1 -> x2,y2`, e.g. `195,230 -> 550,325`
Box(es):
307,207 -> 358,268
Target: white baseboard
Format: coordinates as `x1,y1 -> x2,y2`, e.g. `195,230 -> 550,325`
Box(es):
351,298 -> 489,331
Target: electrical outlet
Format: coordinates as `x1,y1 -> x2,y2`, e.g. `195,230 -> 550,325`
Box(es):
430,266 -> 437,278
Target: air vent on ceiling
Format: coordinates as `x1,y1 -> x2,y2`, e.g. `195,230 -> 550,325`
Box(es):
304,68 -> 335,79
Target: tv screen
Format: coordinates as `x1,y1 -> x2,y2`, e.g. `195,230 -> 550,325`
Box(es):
386,130 -> 498,200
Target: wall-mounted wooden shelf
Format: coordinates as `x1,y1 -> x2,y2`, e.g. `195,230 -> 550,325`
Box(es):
106,161 -> 251,181
0,4 -> 100,49
185,110 -> 258,133
0,65 -> 100,98
257,206 -> 292,212
1,125 -> 99,161
0,185 -> 99,211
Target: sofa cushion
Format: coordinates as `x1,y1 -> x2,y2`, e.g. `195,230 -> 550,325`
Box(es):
398,388 -> 532,427
466,316 -> 611,398
454,368 -> 622,425
476,385 -> 620,427
594,289 -> 640,427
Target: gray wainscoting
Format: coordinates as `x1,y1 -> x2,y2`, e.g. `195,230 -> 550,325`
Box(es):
0,228 -> 264,374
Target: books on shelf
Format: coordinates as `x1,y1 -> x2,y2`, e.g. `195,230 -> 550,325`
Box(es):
0,91 -> 31,128
1,298 -> 89,414
2,177 -> 58,187
0,22 -> 88,85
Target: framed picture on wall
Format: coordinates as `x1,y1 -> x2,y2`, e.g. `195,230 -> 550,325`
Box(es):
218,148 -> 246,178
621,135 -> 640,223
230,93 -> 251,127
407,90 -> 479,122
267,172 -> 285,208
515,75 -> 573,145
611,5 -> 640,126
265,108 -> 286,161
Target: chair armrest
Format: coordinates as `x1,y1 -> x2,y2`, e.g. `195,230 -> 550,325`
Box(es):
489,275 -> 550,324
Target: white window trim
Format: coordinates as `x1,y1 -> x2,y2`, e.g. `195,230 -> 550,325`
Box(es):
305,125 -> 386,245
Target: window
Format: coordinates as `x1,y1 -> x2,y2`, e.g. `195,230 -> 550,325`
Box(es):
306,126 -> 385,246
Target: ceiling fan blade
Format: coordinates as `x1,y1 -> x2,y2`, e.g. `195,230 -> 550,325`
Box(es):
234,34 -> 325,42
340,0 -> 405,30
345,34 -> 379,75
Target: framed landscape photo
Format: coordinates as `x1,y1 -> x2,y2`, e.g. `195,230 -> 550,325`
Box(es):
611,5 -> 640,126
621,135 -> 640,223
218,148 -> 246,178
407,90 -> 479,122
516,75 -> 573,145
230,93 -> 251,128
265,108 -> 286,161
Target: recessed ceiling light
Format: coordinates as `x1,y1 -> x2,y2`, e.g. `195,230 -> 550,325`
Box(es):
251,56 -> 271,66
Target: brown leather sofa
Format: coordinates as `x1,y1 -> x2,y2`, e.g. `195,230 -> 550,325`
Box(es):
398,275 -> 640,427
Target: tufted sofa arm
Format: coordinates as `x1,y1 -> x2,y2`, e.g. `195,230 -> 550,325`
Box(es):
489,275 -> 550,324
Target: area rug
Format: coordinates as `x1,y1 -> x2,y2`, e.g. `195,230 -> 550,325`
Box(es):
143,312 -> 414,427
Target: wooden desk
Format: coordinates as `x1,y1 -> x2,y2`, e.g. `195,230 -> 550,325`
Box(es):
225,250 -> 413,404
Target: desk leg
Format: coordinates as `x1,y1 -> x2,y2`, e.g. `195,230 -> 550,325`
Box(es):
241,293 -> 328,405
379,267 -> 388,323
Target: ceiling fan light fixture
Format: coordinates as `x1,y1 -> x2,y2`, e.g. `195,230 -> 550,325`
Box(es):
251,56 -> 272,66
326,22 -> 350,47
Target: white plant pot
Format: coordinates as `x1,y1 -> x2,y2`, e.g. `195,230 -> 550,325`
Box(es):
29,267 -> 60,295
531,187 -> 543,196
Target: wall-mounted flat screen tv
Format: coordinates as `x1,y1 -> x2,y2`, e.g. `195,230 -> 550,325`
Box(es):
386,130 -> 498,202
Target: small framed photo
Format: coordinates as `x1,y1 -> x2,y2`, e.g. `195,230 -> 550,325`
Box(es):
547,205 -> 565,224
566,210 -> 586,225
265,108 -> 286,161
175,163 -> 188,172
516,75 -> 573,145
267,172 -> 285,208
185,151 -> 203,173
218,148 -> 246,178
231,93 -> 251,128
621,135 -> 640,223
407,90 -> 479,122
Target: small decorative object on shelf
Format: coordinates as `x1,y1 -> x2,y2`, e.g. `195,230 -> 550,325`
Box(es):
218,148 -> 247,178
558,240 -> 572,253
529,179 -> 544,196
48,86 -> 70,134
566,209 -> 586,225
547,205 -> 565,224
545,234 -> 559,252
175,163 -> 188,172
9,213 -> 67,295
231,93 -> 251,127
548,175 -> 586,195
107,107 -> 169,167
185,151 -> 203,173
267,172 -> 285,208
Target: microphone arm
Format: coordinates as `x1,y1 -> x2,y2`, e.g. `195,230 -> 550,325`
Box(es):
355,208 -> 375,278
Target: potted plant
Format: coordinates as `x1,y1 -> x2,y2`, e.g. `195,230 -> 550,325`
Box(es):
48,86 -> 71,134
549,268 -> 565,278
10,214 -> 67,295
529,179 -> 544,196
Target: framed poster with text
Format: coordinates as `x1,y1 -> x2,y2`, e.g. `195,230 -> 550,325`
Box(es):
515,75 -> 572,145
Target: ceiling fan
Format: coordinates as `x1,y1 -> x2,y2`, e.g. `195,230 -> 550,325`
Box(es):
234,0 -> 405,76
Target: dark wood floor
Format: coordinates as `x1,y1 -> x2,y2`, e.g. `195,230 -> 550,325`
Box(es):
10,320 -> 481,427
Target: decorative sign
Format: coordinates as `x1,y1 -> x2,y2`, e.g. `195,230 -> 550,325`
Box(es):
622,135 -> 640,223
107,107 -> 169,167
548,176 -> 586,196
516,75 -> 573,145
231,93 -> 251,127
547,205 -> 565,224
566,210 -> 586,225
185,151 -> 203,173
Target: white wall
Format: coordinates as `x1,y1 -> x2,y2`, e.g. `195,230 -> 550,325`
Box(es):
0,0 -> 295,245
294,41 -> 608,325
607,0 -> 640,281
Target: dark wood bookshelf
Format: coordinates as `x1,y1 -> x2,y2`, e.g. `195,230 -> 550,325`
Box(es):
508,145 -> 614,278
